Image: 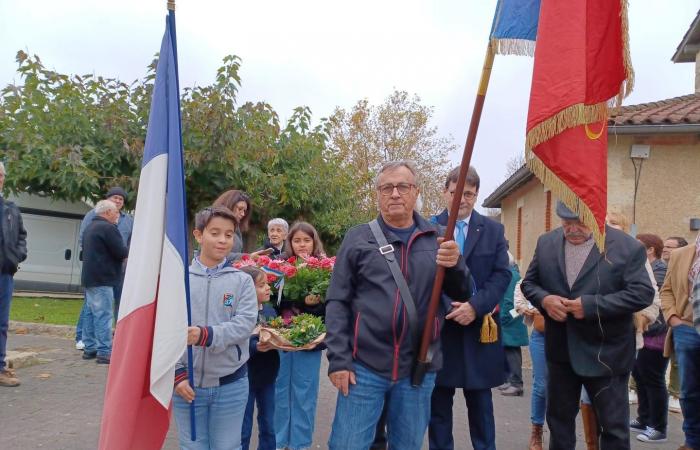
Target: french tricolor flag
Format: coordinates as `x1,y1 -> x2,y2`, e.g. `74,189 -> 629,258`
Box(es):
98,8 -> 189,450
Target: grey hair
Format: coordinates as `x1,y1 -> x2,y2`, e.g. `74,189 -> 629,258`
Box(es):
373,160 -> 420,189
94,199 -> 117,215
268,218 -> 289,232
0,162 -> 5,174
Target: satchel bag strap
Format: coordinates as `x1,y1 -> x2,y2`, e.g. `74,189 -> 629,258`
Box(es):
368,220 -> 421,352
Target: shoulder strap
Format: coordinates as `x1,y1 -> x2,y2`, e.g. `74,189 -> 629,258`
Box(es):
368,220 -> 420,351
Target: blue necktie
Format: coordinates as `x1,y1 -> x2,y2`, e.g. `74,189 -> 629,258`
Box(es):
455,221 -> 466,255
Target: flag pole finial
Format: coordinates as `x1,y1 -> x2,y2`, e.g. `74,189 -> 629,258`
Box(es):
167,0 -> 175,11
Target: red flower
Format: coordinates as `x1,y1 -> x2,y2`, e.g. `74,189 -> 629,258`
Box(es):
241,254 -> 251,262
267,259 -> 282,270
281,265 -> 298,278
257,255 -> 272,266
266,274 -> 278,283
306,256 -> 320,267
287,256 -> 297,264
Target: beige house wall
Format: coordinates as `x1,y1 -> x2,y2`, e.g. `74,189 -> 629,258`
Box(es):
497,133 -> 699,275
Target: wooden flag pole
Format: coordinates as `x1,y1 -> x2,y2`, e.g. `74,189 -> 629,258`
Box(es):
413,43 -> 496,385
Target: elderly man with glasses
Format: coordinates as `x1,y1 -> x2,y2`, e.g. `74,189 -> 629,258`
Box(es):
325,160 -> 473,450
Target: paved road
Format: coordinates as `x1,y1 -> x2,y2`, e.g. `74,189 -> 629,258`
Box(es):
0,333 -> 684,449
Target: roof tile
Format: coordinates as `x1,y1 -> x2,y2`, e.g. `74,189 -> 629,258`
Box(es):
610,93 -> 700,126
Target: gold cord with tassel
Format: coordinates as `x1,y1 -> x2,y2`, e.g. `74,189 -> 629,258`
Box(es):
480,313 -> 499,343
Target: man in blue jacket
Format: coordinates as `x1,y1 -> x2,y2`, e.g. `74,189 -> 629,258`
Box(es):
325,161 -> 473,450
429,166 -> 511,450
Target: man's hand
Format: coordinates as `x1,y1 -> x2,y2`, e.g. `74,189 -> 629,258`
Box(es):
562,297 -> 585,319
175,380 -> 195,403
445,301 -> 476,326
542,295 -> 568,322
436,238 -> 460,268
256,341 -> 274,352
668,315 -> 683,327
522,307 -> 538,318
187,326 -> 201,345
329,370 -> 356,397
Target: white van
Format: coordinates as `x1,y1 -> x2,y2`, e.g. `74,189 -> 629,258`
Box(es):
8,193 -> 91,293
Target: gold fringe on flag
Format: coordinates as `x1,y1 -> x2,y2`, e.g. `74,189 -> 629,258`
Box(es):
489,38 -> 536,57
525,149 -> 606,251
618,0 -> 635,104
525,102 -> 608,151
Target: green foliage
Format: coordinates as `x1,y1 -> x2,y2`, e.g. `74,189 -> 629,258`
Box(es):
282,264 -> 332,302
0,51 -> 357,248
327,90 -> 456,218
266,313 -> 326,347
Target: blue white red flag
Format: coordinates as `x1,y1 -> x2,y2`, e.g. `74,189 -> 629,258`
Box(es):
98,10 -> 189,450
489,0 -> 541,56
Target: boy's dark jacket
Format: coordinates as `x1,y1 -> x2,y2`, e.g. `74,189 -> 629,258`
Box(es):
248,303 -> 280,388
81,216 -> 128,287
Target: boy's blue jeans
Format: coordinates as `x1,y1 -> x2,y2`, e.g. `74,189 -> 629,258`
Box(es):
241,382 -> 276,450
529,330 -> 548,425
173,377 -> 249,450
328,363 -> 436,450
82,286 -> 114,357
673,324 -> 700,449
0,274 -> 14,371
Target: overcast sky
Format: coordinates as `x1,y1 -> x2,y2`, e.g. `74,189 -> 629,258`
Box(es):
1,0 -> 697,210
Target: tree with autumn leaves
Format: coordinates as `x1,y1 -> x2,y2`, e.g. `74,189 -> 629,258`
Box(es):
0,51 -> 454,249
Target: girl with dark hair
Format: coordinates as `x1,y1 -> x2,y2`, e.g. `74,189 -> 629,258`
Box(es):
275,221 -> 326,450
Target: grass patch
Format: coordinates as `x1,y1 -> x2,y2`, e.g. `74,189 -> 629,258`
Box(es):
10,297 -> 83,326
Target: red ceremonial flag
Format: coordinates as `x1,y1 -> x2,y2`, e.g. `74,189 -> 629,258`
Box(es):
525,0 -> 634,249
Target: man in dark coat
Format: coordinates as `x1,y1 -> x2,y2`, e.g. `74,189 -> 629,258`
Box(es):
0,162 -> 27,387
429,166 -> 511,450
521,201 -> 654,450
81,199 -> 129,364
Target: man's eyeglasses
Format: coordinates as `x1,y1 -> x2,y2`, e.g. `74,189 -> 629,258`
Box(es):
449,190 -> 478,200
377,183 -> 416,196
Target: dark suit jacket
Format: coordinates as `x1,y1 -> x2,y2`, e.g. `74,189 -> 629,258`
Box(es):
521,226 -> 654,377
431,209 -> 511,389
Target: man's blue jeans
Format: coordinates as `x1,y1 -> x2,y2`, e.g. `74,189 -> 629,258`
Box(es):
673,324 -> 700,449
75,301 -> 88,342
0,274 -> 14,371
529,330 -> 548,425
173,377 -> 249,450
242,381 -> 276,450
328,363 -> 436,450
82,286 -> 114,357
275,350 -> 321,450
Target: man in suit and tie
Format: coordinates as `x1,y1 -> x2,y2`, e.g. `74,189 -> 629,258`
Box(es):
429,166 -> 512,450
521,201 -> 654,450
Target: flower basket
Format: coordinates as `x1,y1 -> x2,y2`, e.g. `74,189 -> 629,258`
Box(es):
258,313 -> 326,351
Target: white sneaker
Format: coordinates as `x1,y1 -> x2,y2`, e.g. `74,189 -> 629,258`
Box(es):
75,340 -> 85,350
669,396 -> 681,413
628,389 -> 638,405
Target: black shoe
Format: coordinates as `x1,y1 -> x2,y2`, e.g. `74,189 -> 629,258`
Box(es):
96,356 -> 111,365
82,351 -> 97,360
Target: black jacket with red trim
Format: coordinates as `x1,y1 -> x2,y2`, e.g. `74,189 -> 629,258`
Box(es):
325,212 -> 472,381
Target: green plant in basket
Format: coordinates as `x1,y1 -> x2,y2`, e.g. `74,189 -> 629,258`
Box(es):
285,313 -> 326,347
